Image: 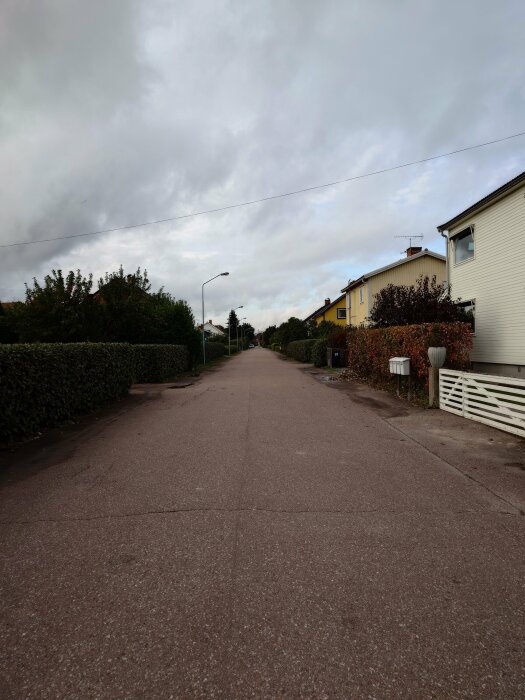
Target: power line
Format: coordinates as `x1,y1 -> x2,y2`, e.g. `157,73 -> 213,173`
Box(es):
2,129 -> 524,249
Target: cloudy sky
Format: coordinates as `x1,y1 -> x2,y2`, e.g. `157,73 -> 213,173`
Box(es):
1,0 -> 524,330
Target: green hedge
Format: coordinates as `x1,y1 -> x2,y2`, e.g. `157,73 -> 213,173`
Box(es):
286,339 -> 317,362
311,339 -> 328,367
0,343 -> 134,444
132,344 -> 189,382
226,344 -> 239,354
201,342 -> 226,363
271,343 -> 281,352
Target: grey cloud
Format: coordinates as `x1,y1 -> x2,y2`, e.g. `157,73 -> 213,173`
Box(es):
1,0 -> 524,330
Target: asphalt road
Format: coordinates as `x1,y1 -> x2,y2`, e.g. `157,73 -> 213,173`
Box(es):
1,348 -> 524,699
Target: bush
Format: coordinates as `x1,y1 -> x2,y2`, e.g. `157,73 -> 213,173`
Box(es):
0,343 -> 134,444
346,322 -> 472,391
132,344 -> 189,382
311,339 -> 328,367
201,342 -> 226,363
286,339 -> 317,362
271,343 -> 281,352
226,344 -> 239,354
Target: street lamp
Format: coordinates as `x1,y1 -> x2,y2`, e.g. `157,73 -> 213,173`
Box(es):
202,272 -> 229,364
239,316 -> 247,351
229,305 -> 243,356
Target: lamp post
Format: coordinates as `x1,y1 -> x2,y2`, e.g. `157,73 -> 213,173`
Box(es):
229,305 -> 243,356
239,316 -> 247,351
202,272 -> 229,364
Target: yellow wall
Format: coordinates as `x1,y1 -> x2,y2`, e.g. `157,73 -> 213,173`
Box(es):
313,300 -> 347,326
347,255 -> 446,327
348,284 -> 369,327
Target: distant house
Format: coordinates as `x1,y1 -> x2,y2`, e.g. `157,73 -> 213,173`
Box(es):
304,294 -> 347,327
199,320 -> 225,339
437,171 -> 525,378
341,248 -> 446,326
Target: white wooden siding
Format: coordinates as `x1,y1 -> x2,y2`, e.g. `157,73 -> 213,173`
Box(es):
448,184 -> 525,365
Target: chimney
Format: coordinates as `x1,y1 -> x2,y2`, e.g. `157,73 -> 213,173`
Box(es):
208,319 -> 213,324
406,246 -> 422,257
324,298 -> 331,306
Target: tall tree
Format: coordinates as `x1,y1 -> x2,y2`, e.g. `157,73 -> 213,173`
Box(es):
227,309 -> 239,335
16,269 -> 96,342
369,275 -> 470,327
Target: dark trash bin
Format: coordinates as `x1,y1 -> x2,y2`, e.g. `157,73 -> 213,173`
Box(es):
327,347 -> 347,368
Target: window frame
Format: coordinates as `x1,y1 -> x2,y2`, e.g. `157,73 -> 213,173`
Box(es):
359,287 -> 364,304
336,307 -> 347,320
452,225 -> 475,265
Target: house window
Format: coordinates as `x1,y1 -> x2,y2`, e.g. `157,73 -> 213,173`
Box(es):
453,226 -> 474,264
359,287 -> 364,304
337,308 -> 346,320
457,299 -> 475,333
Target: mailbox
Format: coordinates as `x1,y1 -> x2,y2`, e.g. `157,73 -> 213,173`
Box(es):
389,357 -> 410,375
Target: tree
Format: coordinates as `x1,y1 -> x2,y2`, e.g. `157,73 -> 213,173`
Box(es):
306,319 -> 337,339
369,275 -> 469,328
16,269 -> 96,342
227,309 -> 239,335
262,325 -> 277,347
0,302 -> 20,343
240,322 -> 255,347
275,317 -> 308,349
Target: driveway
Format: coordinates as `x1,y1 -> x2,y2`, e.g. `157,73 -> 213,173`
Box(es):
1,348 -> 524,698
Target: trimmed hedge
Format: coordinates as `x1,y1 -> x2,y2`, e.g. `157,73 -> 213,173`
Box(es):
312,339 -> 328,367
0,343 -> 134,444
226,344 -> 239,354
271,343 -> 281,352
133,344 -> 189,382
201,342 -> 226,363
346,322 -> 473,390
286,339 -> 317,362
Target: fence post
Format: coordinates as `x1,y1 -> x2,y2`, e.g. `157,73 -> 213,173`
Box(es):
429,367 -> 440,407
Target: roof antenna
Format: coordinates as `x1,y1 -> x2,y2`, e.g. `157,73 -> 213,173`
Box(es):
394,234 -> 424,254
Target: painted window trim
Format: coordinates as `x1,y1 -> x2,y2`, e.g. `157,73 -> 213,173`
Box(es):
452,225 -> 475,266
336,308 -> 347,319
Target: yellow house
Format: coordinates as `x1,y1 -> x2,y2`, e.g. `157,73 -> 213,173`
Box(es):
304,293 -> 347,327
341,247 -> 446,327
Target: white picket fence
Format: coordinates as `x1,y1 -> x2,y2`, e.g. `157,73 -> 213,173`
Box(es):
439,369 -> 525,438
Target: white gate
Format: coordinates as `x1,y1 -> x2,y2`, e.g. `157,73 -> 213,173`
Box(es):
439,369 -> 525,438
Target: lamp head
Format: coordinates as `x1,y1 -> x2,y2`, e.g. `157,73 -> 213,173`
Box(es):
221,272 -> 229,276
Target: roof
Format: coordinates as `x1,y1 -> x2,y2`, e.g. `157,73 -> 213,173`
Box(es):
437,171 -> 525,232
304,293 -> 345,322
341,249 -> 445,293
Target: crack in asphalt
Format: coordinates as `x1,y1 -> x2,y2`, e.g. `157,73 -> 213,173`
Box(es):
0,506 -> 518,526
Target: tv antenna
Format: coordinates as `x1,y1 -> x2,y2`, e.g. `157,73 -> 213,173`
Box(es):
394,234 -> 424,253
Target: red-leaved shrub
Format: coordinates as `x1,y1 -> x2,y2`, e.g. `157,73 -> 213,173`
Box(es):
346,322 -> 472,389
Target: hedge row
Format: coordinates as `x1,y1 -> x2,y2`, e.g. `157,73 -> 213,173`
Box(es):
133,344 -> 189,382
0,343 -> 135,444
311,339 -> 328,367
286,339 -> 317,362
201,342 -> 226,362
346,322 -> 473,389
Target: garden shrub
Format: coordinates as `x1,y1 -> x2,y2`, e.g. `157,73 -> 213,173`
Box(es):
271,343 -> 281,352
132,344 -> 189,382
286,339 -> 317,362
311,339 -> 328,367
0,343 -> 134,444
201,342 -> 226,363
346,322 -> 472,391
226,344 -> 239,354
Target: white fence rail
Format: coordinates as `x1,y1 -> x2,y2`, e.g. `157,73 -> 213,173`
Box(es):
439,369 -> 525,438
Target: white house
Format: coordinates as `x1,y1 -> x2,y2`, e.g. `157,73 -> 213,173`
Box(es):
437,171 -> 525,378
200,320 -> 225,339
